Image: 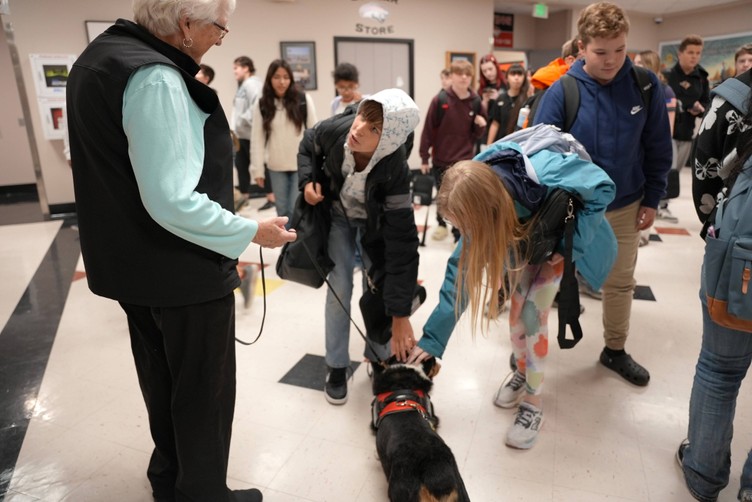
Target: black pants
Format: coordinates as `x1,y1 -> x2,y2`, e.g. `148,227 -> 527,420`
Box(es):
120,294 -> 236,502
235,139 -> 251,194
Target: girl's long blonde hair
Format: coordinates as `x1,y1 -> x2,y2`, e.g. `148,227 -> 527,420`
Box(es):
436,160 -> 525,333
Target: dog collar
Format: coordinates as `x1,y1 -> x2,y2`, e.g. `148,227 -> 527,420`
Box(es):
371,389 -> 435,430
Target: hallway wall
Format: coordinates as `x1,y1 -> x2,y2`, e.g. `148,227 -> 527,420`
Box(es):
1,0 -> 750,209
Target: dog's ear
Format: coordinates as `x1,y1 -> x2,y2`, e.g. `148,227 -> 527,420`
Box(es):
424,358 -> 441,379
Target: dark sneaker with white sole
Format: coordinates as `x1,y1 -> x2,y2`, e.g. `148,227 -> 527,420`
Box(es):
325,366 -> 348,404
599,348 -> 650,386
676,438 -> 689,469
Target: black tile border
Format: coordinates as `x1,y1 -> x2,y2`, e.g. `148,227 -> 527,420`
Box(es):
0,225 -> 80,497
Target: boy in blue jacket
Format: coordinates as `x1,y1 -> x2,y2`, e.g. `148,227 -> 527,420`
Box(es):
534,1 -> 672,386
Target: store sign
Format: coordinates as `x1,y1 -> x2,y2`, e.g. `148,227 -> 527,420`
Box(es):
494,12 -> 514,49
354,0 -> 398,36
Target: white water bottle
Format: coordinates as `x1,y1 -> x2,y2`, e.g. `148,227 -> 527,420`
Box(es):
516,106 -> 530,130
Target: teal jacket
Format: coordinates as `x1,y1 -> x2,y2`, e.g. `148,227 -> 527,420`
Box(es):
418,137 -> 616,359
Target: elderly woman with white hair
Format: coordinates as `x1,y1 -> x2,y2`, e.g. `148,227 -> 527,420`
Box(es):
66,1 -> 295,501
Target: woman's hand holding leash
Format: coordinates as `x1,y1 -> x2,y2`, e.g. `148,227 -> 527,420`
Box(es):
252,217 -> 296,248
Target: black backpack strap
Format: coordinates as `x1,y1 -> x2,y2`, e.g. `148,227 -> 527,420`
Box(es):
560,74 -> 580,132
435,89 -> 480,131
435,88 -> 448,128
631,66 -> 653,110
557,196 -> 583,349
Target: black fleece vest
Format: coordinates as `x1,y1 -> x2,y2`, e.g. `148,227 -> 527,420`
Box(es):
67,19 -> 238,307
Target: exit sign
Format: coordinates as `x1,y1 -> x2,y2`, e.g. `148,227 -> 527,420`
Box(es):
533,3 -> 549,19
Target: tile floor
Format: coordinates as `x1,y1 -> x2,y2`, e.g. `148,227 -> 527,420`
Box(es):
1,169 -> 751,501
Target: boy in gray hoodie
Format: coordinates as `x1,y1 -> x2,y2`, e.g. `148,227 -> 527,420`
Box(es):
297,89 -> 421,404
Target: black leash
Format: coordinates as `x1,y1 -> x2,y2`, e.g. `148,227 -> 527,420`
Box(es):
235,247 -> 267,346
556,198 -> 583,349
300,232 -> 387,364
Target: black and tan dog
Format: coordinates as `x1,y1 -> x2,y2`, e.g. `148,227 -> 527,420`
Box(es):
370,357 -> 470,502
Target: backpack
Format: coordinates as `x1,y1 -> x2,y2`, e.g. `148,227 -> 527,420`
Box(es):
435,88 -> 481,128
483,124 -> 601,349
703,155 -> 752,332
699,76 -> 752,331
522,66 -> 653,131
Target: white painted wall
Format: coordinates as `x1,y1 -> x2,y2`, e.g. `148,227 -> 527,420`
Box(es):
0,26 -> 35,186
0,0 -> 749,208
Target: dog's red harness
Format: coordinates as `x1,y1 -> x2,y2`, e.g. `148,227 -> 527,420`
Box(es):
371,389 -> 435,430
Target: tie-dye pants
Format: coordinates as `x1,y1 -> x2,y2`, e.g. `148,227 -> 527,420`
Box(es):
509,260 -> 564,396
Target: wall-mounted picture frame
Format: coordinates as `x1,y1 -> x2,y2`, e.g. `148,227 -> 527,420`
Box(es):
85,20 -> 113,43
280,41 -> 317,91
446,51 -> 476,69
659,31 -> 752,86
445,51 -> 477,87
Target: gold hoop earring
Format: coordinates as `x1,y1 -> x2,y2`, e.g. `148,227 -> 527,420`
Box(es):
182,38 -> 193,48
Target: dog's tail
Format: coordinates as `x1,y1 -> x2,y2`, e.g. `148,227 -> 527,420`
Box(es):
421,453 -> 472,502
389,456 -> 468,502
418,485 -> 458,502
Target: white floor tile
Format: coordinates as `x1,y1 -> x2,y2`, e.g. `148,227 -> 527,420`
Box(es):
5,169 -> 752,501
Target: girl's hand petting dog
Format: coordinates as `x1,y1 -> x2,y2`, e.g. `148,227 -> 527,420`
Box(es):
406,344 -> 431,364
390,316 -> 415,362
406,346 -> 441,377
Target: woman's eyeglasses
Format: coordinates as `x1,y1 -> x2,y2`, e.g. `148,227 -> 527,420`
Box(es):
212,21 -> 229,39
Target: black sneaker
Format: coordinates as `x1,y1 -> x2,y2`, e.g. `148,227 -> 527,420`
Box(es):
325,366 -> 348,404
230,488 -> 263,502
599,348 -> 650,386
676,439 -> 689,469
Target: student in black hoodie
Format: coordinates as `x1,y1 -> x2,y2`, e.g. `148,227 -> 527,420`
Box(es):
661,34 -> 710,223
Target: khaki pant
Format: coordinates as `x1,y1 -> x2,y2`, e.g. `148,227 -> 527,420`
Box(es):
602,200 -> 641,350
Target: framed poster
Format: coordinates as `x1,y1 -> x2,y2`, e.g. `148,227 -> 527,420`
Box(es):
659,31 -> 752,86
85,20 -> 113,43
280,41 -> 317,90
494,12 -> 514,49
445,51 -> 477,87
